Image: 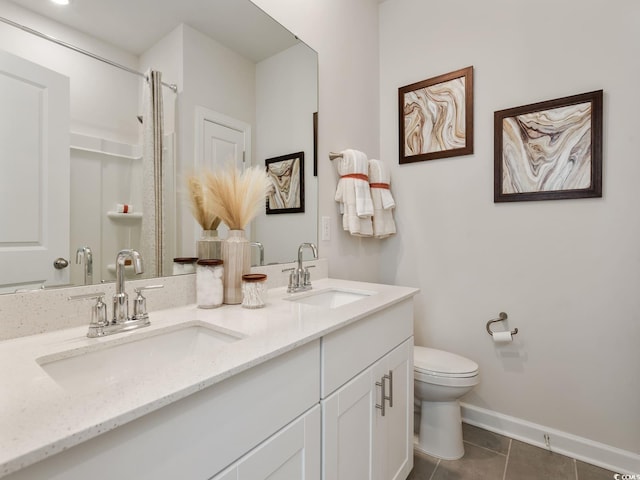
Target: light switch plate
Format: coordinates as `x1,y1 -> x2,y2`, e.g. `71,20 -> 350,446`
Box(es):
321,216 -> 330,241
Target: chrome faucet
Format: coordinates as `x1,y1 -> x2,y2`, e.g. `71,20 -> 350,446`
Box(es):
286,242 -> 318,293
75,246 -> 93,285
68,250 -> 163,337
113,249 -> 143,324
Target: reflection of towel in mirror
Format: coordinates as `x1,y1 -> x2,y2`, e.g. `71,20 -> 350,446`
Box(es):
333,149 -> 373,237
368,159 -> 396,238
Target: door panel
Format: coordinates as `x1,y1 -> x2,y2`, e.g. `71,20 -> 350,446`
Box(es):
377,339 -> 414,480
195,107 -> 250,240
0,51 -> 70,292
322,368 -> 375,480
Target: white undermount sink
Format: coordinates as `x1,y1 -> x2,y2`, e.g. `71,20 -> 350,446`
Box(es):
285,288 -> 374,309
37,321 -> 244,392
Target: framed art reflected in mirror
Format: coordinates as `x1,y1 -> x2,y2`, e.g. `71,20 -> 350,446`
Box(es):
266,152 -> 305,214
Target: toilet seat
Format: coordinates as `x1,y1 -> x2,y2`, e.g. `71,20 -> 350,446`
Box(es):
414,346 -> 479,378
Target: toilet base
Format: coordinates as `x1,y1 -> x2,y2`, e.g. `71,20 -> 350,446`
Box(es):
416,399 -> 465,460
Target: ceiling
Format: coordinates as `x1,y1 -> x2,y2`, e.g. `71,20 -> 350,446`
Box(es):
7,0 -> 299,61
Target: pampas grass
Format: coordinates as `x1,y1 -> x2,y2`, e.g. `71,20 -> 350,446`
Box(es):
205,164 -> 270,230
186,174 -> 222,231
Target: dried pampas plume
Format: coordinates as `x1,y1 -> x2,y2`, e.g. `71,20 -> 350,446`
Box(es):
205,164 -> 270,231
186,174 -> 221,231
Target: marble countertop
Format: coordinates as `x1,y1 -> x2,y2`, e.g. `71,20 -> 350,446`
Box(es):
0,278 -> 418,477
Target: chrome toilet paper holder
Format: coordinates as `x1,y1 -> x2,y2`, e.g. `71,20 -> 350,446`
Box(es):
486,312 -> 518,337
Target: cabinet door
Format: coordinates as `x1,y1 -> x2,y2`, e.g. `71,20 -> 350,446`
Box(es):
212,405 -> 320,480
323,338 -> 414,480
374,338 -> 413,480
322,367 -> 376,480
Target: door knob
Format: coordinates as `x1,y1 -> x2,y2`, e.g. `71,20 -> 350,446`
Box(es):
53,257 -> 69,269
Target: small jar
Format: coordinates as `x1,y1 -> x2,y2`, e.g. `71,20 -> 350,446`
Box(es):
241,274 -> 267,309
196,259 -> 224,308
173,257 -> 198,275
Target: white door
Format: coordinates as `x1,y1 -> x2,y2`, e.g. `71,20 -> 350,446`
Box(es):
322,368 -> 376,480
0,51 -> 70,292
374,339 -> 414,480
195,107 -> 251,240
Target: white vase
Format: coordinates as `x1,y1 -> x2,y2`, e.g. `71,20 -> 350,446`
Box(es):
222,229 -> 251,304
197,229 -> 223,260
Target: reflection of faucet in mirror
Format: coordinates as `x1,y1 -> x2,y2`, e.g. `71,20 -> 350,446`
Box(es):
250,242 -> 264,267
75,246 -> 93,286
113,249 -> 143,324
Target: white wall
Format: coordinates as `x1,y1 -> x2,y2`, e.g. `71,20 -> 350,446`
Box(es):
250,0 -> 384,281
379,0 -> 640,458
254,43 -> 318,264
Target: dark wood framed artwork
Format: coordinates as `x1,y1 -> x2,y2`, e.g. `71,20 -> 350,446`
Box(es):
494,90 -> 603,203
265,151 -> 305,214
399,66 -> 474,164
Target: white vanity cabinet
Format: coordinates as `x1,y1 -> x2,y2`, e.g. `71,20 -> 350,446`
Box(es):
1,282 -> 419,480
211,405 -> 320,480
321,299 -> 414,480
5,341 -> 320,480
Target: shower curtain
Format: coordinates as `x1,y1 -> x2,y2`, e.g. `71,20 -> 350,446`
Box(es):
142,70 -> 164,277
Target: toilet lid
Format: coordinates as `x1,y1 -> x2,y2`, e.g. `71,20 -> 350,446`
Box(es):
414,346 -> 478,378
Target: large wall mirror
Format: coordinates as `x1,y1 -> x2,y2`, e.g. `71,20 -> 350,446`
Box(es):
0,0 -> 318,294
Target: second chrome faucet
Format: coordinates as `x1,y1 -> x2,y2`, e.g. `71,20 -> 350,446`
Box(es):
286,243 -> 318,293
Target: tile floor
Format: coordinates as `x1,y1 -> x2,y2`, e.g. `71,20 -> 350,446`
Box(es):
407,424 -> 618,480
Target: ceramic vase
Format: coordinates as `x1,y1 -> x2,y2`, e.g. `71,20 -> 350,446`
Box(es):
222,229 -> 251,304
197,229 -> 223,261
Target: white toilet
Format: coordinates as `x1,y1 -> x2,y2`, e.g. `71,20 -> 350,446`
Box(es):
413,346 -> 479,460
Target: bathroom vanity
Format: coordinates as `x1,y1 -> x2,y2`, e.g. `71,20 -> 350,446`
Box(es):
0,278 -> 418,480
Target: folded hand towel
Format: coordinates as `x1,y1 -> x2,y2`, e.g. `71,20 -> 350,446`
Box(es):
368,159 -> 396,238
333,149 -> 373,236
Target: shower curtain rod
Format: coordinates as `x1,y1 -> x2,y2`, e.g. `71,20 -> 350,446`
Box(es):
0,15 -> 178,92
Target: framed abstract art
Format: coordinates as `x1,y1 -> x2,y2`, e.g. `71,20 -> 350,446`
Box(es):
399,66 -> 474,164
265,151 -> 305,214
494,90 -> 603,202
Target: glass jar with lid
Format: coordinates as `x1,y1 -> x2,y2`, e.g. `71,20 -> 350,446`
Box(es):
241,273 -> 267,309
196,259 -> 224,308
172,257 -> 198,275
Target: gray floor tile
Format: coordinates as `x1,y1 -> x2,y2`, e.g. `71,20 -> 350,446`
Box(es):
407,451 -> 439,480
576,460 -> 618,480
431,443 -> 507,480
505,440 -> 576,480
462,423 -> 511,455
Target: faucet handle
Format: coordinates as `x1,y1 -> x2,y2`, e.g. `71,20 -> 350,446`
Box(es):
282,268 -> 300,292
132,285 -> 164,321
303,265 -> 316,287
69,292 -> 108,337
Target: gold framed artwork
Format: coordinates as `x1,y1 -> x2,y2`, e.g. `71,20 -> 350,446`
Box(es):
399,66 -> 474,164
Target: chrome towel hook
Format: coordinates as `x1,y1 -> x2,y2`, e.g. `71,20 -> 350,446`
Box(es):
486,312 -> 518,336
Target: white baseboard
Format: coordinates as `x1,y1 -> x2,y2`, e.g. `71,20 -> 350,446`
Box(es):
460,403 -> 640,475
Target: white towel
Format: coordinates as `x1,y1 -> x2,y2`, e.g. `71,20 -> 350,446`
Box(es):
368,159 -> 396,238
333,149 -> 373,236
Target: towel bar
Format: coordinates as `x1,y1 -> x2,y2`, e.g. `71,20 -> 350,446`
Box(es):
486,312 -> 518,336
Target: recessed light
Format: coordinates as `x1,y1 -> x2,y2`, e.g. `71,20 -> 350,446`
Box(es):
51,0 -> 70,5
